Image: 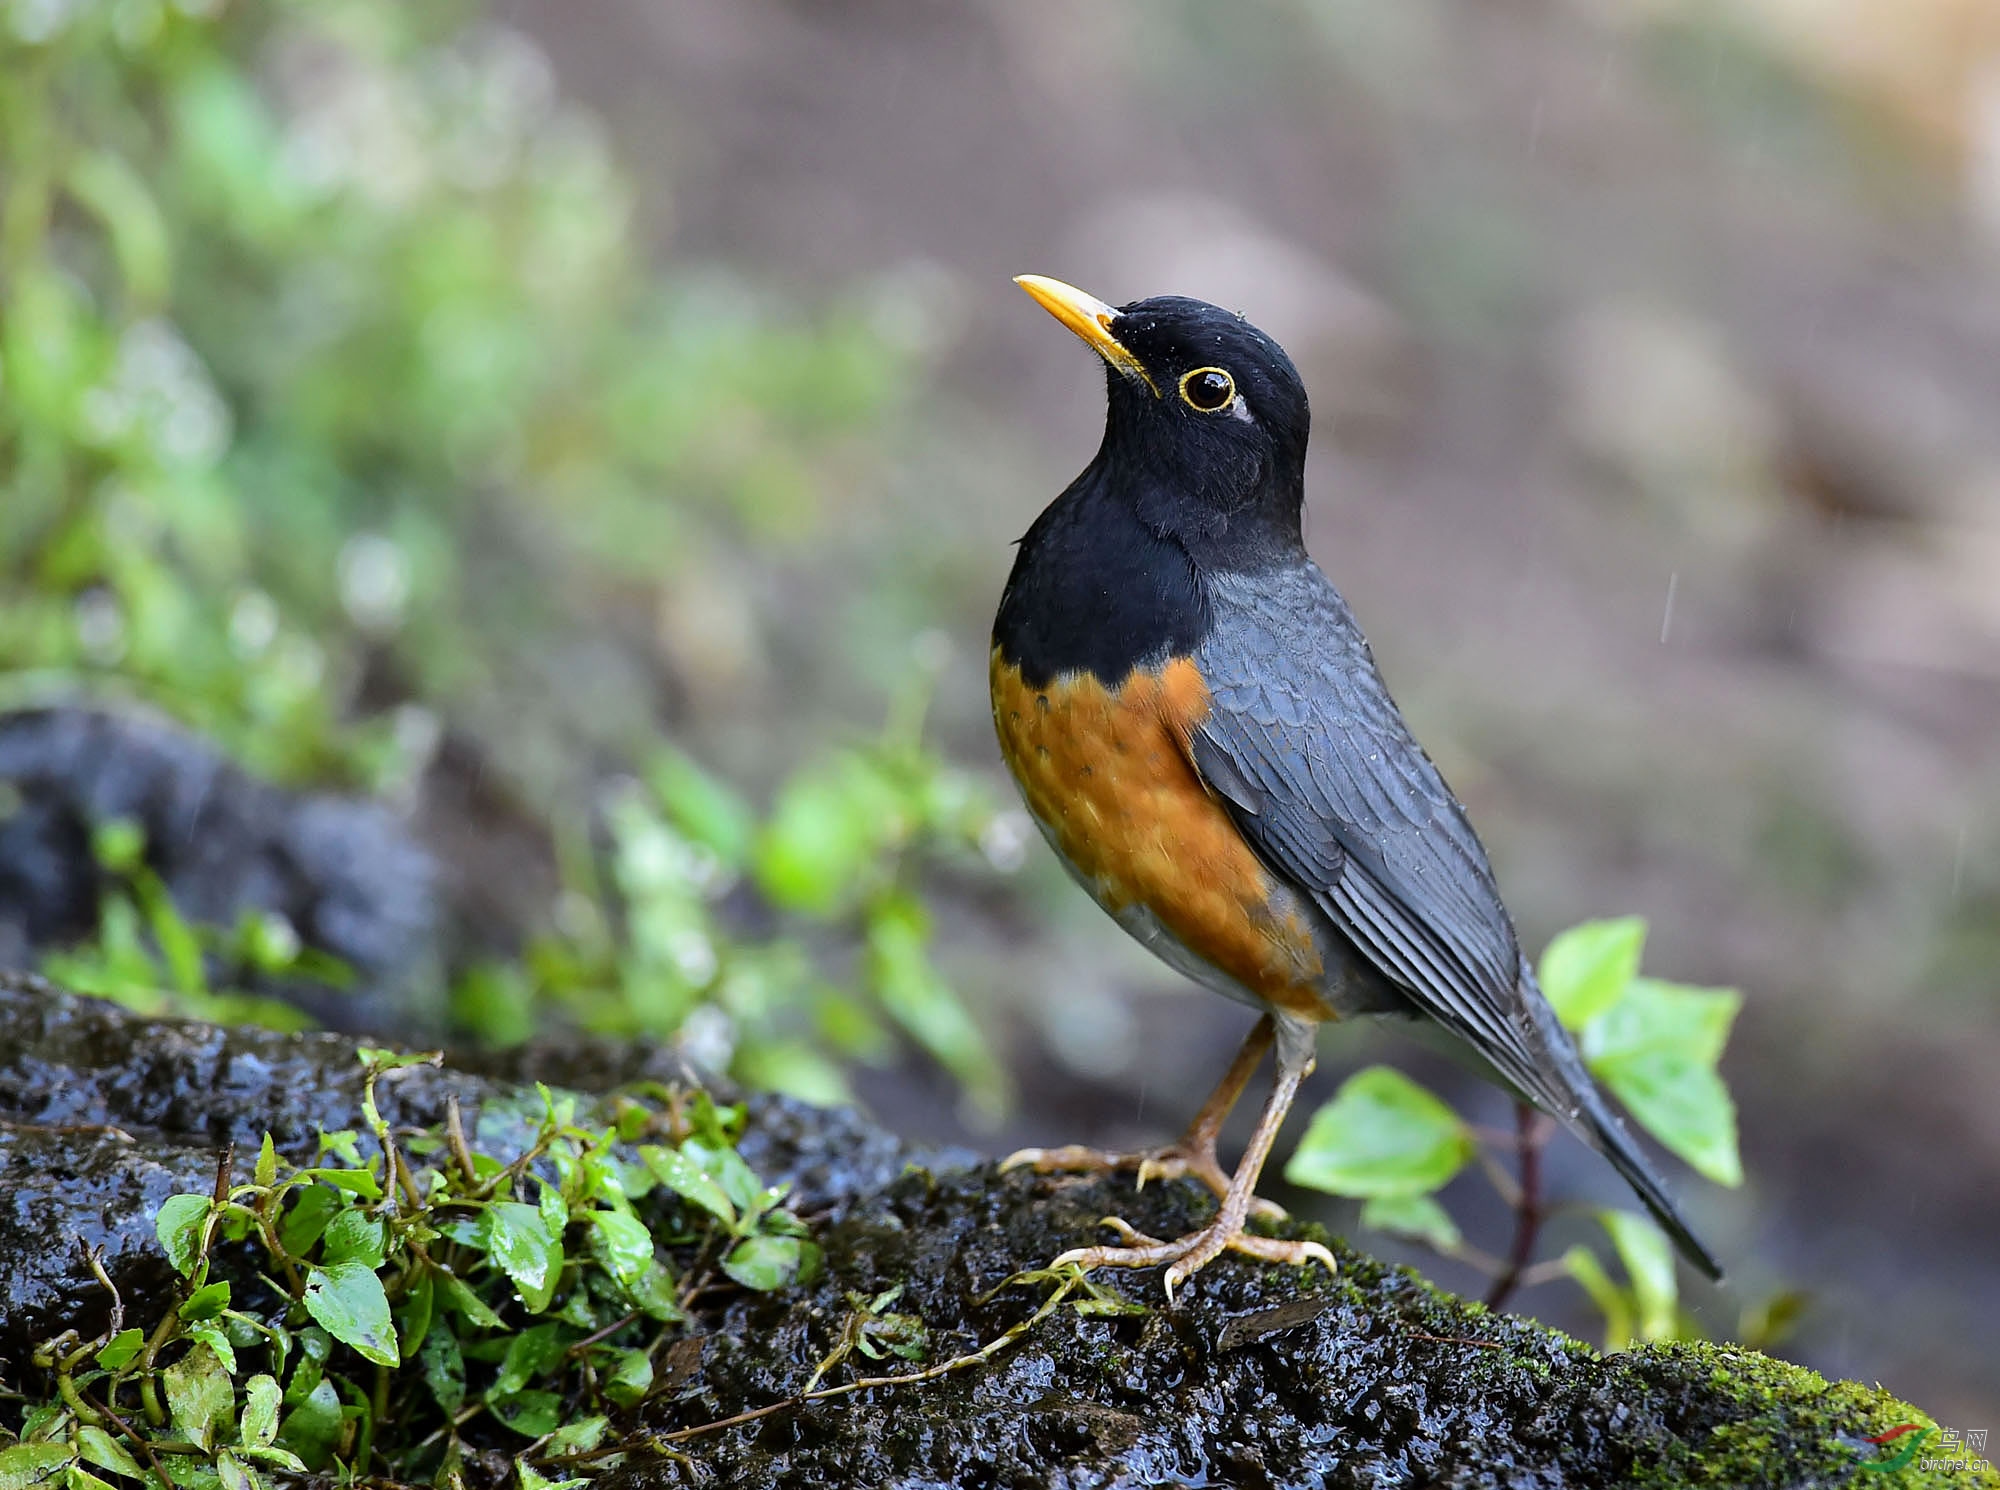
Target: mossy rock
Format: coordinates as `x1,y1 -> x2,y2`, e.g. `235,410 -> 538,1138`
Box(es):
0,975 -> 1982,1489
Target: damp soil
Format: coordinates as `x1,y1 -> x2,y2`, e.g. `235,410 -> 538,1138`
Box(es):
0,972 -> 1975,1490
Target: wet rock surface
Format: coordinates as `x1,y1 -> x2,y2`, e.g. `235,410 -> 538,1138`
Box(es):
0,975 -> 1968,1490
0,707 -> 439,1031
0,973 -> 929,1357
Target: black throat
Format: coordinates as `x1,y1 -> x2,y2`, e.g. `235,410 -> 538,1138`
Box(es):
993,459 -> 1213,689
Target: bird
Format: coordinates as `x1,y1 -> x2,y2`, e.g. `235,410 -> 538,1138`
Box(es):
991,274 -> 1723,1300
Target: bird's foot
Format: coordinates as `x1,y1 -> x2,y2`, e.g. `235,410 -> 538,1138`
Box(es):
1053,1215 -> 1337,1304
1000,1141 -> 1286,1220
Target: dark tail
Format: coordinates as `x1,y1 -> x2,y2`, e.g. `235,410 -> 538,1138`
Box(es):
1515,955 -> 1724,1281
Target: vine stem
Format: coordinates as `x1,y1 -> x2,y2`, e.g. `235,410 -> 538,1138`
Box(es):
1484,1101 -> 1546,1312
546,1269 -> 1089,1464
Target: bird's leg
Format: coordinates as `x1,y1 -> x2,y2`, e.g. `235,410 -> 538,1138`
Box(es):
1002,1017 -> 1285,1216
1051,1016 -> 1336,1302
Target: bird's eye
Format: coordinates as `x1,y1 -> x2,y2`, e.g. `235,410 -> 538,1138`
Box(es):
1178,367 -> 1235,412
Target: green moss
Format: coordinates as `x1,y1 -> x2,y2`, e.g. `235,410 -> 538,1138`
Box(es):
1628,1344 -> 1997,1488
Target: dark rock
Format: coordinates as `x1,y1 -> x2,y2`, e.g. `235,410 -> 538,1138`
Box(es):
0,975 -> 1972,1489
0,973 -> 943,1357
0,706 -> 439,1031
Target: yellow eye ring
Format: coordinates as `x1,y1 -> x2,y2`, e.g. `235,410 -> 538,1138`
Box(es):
1178,366 -> 1235,412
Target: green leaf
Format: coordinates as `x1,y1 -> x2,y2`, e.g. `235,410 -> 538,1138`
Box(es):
1583,978 -> 1740,1069
397,1267 -> 435,1362
755,765 -> 881,914
731,1039 -> 854,1107
236,1448 -> 307,1477
278,1186 -> 342,1258
621,1259 -> 685,1323
254,1134 -> 278,1189
142,882 -> 207,998
94,1328 -> 144,1372
319,1210 -> 386,1270
648,750 -> 755,870
639,1145 -> 735,1227
63,1467 -> 113,1490
0,1450 -> 74,1490
163,1342 -> 234,1451
681,1137 -> 770,1219
1563,1245 -> 1634,1350
1283,1067 -> 1474,1198
179,1280 -> 231,1322
14,1404 -> 63,1443
1359,1193 -> 1463,1251
91,820 -> 146,875
239,1374 -> 281,1449
214,1451 -> 260,1490
300,1165 -> 382,1200
301,1261 -> 399,1368
1599,1211 -> 1678,1345
601,1348 -> 653,1409
355,1047 -> 438,1072
484,1202 -> 563,1312
420,1322 -> 465,1416
277,1381 -> 342,1470
155,1195 -> 212,1278
72,1429 -> 140,1481
1593,1048 -> 1742,1186
722,1233 -> 804,1292
590,1207 -> 657,1285
866,895 -> 1006,1119
1580,977 -> 1742,1186
516,1462 -> 587,1490
490,1324 -> 567,1398
856,1306 -> 927,1362
488,1390 -> 563,1438
67,151 -> 171,307
538,1174 -> 570,1243
543,1415 -> 609,1456
437,1270 -> 503,1329
187,1323 -> 236,1375
1539,917 -> 1646,1030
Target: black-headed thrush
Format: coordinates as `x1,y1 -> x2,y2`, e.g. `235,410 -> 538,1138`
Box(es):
992,275 -> 1722,1298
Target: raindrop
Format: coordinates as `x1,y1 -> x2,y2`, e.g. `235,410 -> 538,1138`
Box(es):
229,590 -> 279,657
338,532 -> 411,634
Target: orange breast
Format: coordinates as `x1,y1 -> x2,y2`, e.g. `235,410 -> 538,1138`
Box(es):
991,650 -> 1328,1012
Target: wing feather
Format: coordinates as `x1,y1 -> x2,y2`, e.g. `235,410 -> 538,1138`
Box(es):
1191,565 -> 1559,1107
1187,564 -> 1722,1277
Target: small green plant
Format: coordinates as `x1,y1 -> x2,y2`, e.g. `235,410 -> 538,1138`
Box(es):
457,704 -> 1013,1123
1284,916 -> 1748,1347
1,1051 -> 819,1490
40,818 -> 344,1029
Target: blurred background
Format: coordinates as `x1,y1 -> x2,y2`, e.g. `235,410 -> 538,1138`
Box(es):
3,0 -> 1997,1429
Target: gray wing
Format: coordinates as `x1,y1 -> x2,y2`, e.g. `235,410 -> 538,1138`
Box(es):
1189,565 -> 1562,1113
1190,563 -> 1724,1278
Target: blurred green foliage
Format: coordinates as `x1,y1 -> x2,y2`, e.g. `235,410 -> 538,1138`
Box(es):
40,815 -> 338,1029
1285,916 -> 1744,1347
1,0 -> 909,785
3,3 -> 1008,1113
460,719 -> 1010,1120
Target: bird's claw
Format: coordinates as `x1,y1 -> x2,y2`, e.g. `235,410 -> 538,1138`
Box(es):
1051,1214 -> 1338,1304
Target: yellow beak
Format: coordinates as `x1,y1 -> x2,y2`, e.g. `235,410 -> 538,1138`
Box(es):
1014,275 -> 1159,396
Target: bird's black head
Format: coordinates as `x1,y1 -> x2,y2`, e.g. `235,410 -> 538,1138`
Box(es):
1017,275 -> 1310,568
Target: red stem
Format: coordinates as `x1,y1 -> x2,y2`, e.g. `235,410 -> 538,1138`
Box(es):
1484,1101 -> 1543,1311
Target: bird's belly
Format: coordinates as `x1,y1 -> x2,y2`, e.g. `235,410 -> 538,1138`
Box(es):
991,651 -> 1338,1021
